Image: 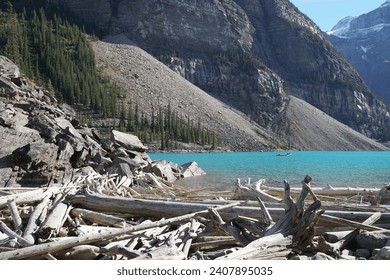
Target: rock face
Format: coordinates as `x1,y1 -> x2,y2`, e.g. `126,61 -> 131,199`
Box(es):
52,0 -> 390,142
0,56 -> 204,189
328,1 -> 390,104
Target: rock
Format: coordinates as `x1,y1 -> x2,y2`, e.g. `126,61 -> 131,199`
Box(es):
356,230 -> 390,250
311,252 -> 335,260
340,249 -> 356,260
106,156 -> 147,177
0,56 -> 21,78
11,141 -> 59,186
355,248 -> 371,259
27,114 -> 59,142
180,161 -> 206,178
151,160 -> 177,183
372,240 -> 390,260
111,130 -> 148,152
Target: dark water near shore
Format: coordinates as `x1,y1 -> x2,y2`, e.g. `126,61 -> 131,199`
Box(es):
149,151 -> 390,190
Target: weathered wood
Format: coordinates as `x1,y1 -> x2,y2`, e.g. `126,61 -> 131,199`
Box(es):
0,201 -> 243,259
0,189 -> 45,209
181,219 -> 200,258
70,208 -> 126,228
232,179 -> 280,202
39,202 -> 70,239
22,188 -> 57,245
320,214 -> 385,231
315,212 -> 383,257
0,221 -> 31,247
71,191 -> 390,225
7,199 -> 23,233
71,191 -> 266,220
371,184 -> 390,206
216,233 -> 293,260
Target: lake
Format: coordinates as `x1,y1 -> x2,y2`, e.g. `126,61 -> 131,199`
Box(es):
149,151 -> 390,190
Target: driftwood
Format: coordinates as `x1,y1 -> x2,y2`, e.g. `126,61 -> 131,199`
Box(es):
22,188 -> 57,245
70,208 -> 126,228
0,201 -> 242,259
371,183 -> 390,206
1,170 -> 389,260
0,189 -> 45,209
314,212 -> 382,257
7,199 -> 23,233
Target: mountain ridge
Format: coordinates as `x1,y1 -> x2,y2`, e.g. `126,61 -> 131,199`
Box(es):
48,0 -> 390,148
328,1 -> 390,104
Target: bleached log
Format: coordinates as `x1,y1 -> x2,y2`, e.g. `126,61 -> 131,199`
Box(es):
22,188 -> 57,245
134,243 -> 186,260
233,179 -> 280,202
182,219 -> 201,258
70,191 -> 390,223
320,214 -> 385,231
100,244 -> 142,259
39,202 -> 70,239
315,212 -> 382,257
70,208 -> 126,228
7,199 -> 23,233
216,233 -> 293,260
59,245 -> 101,260
371,184 -> 390,206
0,189 -> 45,209
0,201 -> 242,259
71,191 -> 270,220
0,221 -> 31,247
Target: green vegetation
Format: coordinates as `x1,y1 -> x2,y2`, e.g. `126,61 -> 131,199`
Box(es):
0,0 -> 220,150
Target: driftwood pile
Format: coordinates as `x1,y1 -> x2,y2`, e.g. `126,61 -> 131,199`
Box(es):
1,172 -> 390,260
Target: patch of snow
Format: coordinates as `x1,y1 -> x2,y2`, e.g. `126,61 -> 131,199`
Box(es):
327,16 -> 355,37
381,0 -> 390,8
360,45 -> 373,53
330,22 -> 390,38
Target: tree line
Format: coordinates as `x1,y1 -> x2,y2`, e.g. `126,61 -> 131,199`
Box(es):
0,0 -> 220,150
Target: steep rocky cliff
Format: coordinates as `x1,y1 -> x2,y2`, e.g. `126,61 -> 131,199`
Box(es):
52,0 -> 390,144
328,1 -> 390,104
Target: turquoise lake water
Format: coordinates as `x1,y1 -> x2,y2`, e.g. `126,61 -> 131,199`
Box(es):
149,151 -> 390,190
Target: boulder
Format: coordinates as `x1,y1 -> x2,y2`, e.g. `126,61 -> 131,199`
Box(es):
111,130 -> 148,152
372,240 -> 390,260
180,161 -> 206,178
151,160 -> 177,183
310,252 -> 335,260
356,230 -> 390,250
355,248 -> 371,259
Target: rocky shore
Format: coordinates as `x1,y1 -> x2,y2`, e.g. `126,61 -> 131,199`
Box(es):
0,55 -> 204,190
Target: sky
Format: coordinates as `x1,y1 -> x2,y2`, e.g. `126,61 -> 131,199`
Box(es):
290,0 -> 386,31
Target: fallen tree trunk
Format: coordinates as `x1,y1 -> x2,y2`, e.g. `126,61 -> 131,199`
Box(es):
0,189 -> 45,209
70,191 -> 390,224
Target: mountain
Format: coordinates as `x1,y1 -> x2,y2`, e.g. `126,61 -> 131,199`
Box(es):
328,1 -> 390,104
92,37 -> 388,151
51,0 -> 390,147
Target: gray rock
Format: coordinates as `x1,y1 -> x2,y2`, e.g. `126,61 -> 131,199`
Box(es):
0,56 -> 21,78
356,230 -> 390,250
111,130 -> 148,152
180,161 -> 206,178
27,114 -> 59,142
152,160 -> 177,183
355,248 -> 371,259
311,252 -> 335,260
372,241 -> 390,260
